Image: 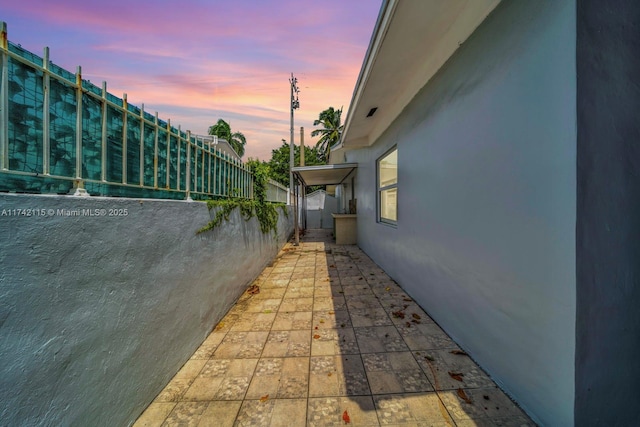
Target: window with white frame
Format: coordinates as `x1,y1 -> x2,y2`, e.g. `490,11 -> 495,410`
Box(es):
377,147 -> 397,224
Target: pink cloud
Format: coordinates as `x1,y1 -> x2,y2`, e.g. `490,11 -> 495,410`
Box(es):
86,60 -> 364,161
3,0 -> 380,160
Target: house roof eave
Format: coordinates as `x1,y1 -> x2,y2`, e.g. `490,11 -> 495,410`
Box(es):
339,0 -> 502,151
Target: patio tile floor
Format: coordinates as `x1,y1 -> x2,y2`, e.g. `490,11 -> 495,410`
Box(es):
134,229 -> 536,427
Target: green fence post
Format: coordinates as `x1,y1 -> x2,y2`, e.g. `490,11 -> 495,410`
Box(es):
154,112 -> 158,188
42,47 -> 50,175
75,66 -> 83,181
139,103 -> 145,187
122,93 -> 127,184
185,129 -> 192,201
0,23 -> 8,171
165,119 -> 171,189
100,81 -> 107,182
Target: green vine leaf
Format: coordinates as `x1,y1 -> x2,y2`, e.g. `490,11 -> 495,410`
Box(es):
197,161 -> 288,235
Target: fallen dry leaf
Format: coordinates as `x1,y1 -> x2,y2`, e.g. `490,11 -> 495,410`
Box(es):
392,311 -> 405,319
411,319 -> 421,324
260,394 -> 269,402
328,373 -> 332,377
451,350 -> 468,356
412,313 -> 421,320
405,322 -> 412,328
403,297 -> 412,302
424,354 -> 435,361
214,322 -> 225,331
448,371 -> 464,382
328,311 -> 335,315
342,410 -> 351,424
457,388 -> 472,404
385,286 -> 391,291
313,334 -> 321,339
247,285 -> 260,295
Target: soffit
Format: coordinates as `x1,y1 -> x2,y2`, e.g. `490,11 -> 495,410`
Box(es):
342,0 -> 501,148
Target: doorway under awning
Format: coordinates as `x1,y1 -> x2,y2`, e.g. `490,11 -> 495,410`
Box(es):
292,163 -> 358,243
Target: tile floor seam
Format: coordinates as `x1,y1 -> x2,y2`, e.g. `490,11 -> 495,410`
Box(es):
343,250 -> 381,426
345,247 -> 447,427
337,251 -> 383,426
270,247 -> 311,426
304,256 -> 313,427
230,264 -> 280,425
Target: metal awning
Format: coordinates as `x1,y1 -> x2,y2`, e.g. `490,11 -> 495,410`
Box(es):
292,163 -> 358,186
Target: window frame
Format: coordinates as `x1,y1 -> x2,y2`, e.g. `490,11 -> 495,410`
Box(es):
377,146 -> 398,226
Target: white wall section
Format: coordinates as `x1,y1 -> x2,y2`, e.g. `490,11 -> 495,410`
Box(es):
348,1 -> 576,424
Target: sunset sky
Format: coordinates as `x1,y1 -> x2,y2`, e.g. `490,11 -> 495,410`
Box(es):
1,0 -> 381,160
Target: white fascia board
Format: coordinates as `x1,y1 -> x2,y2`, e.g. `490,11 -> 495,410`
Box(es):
341,0 -> 398,146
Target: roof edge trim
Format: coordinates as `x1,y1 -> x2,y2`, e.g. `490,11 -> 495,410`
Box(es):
340,0 -> 398,143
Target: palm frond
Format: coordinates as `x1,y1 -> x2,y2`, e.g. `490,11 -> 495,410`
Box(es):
311,106 -> 343,161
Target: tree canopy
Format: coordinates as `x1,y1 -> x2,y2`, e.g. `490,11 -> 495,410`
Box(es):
208,119 -> 247,158
311,107 -> 343,162
267,140 -> 325,188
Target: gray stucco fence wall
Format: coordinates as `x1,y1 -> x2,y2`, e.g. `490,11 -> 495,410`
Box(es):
0,193 -> 293,426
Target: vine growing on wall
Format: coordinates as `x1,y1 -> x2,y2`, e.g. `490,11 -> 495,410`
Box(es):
197,161 -> 288,235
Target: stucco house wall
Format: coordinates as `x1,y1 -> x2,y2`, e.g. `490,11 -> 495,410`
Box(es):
346,1 -> 576,425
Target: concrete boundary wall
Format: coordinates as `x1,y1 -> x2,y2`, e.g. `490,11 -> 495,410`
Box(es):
0,194 -> 293,426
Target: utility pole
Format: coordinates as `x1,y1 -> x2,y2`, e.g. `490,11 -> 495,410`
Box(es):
299,127 -> 305,232
300,127 -> 305,167
289,73 -> 300,245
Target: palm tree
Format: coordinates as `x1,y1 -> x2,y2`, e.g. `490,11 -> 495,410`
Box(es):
311,107 -> 343,162
208,119 -> 247,158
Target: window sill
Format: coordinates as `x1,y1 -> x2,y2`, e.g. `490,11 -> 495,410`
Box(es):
378,219 -> 397,228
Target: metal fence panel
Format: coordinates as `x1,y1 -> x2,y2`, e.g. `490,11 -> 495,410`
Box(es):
0,27 -> 288,201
